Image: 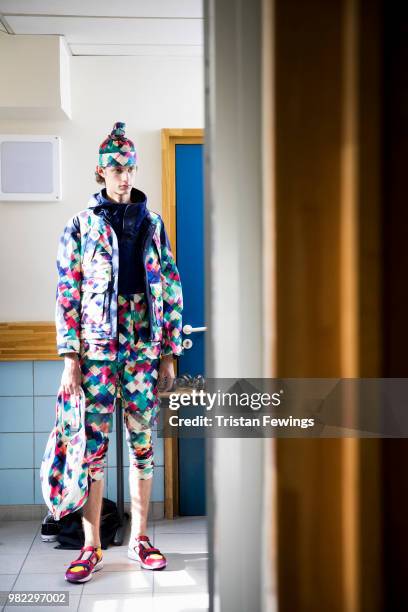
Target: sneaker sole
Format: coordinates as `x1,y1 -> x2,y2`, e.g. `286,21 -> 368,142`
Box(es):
41,535 -> 58,542
65,559 -> 104,583
127,548 -> 166,570
41,533 -> 58,542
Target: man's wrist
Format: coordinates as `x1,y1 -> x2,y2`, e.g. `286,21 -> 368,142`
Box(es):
64,352 -> 79,363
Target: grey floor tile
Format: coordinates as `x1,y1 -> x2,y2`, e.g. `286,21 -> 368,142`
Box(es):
153,568 -> 208,594
0,574 -> 17,591
11,572 -> 83,594
78,593 -> 154,612
154,517 -> 207,534
0,521 -> 39,539
0,522 -> 209,612
0,532 -> 37,544
81,569 -> 153,595
152,591 -> 209,612
97,557 -> 142,573
101,544 -> 130,555
153,533 -> 208,553
104,544 -> 207,571
0,553 -> 28,574
145,533 -> 209,572
28,536 -> 61,554
164,556 -> 208,572
0,541 -> 34,555
97,547 -> 142,573
20,550 -> 86,574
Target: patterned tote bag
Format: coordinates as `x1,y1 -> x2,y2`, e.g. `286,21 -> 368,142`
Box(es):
40,387 -> 89,520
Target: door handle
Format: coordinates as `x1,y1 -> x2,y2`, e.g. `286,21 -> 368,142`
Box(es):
183,324 -> 207,335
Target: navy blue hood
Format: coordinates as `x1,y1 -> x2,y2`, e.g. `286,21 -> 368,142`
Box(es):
89,187 -> 149,241
91,186 -> 147,209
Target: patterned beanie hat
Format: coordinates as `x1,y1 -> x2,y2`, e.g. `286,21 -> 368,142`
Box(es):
98,121 -> 137,167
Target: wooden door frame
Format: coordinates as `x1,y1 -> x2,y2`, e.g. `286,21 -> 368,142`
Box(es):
161,128 -> 204,519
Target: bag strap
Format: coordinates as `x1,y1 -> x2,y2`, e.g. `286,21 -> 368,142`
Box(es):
56,387 -> 86,432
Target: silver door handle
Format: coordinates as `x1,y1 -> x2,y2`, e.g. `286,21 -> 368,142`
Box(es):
183,324 -> 207,335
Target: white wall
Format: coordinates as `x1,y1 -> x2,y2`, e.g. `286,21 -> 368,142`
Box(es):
0,53 -> 204,320
0,33 -> 60,115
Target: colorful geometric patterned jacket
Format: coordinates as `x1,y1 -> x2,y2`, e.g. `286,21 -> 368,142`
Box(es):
55,190 -> 183,360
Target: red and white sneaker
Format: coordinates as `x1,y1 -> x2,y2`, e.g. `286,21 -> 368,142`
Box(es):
65,546 -> 103,583
128,535 -> 167,570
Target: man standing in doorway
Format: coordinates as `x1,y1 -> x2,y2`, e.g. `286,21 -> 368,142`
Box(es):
55,122 -> 183,583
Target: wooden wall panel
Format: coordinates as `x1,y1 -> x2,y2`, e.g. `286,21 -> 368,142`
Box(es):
0,322 -> 59,361
271,0 -> 383,610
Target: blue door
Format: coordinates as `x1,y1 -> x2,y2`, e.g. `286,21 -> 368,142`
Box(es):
175,143 -> 206,516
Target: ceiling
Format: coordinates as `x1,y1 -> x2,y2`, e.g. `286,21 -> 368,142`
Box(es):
0,0 -> 204,56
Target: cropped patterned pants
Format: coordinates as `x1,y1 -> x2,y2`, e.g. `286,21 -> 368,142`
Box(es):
79,293 -> 161,482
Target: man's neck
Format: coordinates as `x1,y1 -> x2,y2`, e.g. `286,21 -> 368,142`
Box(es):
105,189 -> 132,204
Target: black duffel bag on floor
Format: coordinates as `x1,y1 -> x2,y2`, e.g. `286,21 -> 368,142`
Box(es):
53,497 -> 122,550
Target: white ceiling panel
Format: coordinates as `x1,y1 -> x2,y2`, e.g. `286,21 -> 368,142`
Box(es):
4,16 -> 203,46
70,44 -> 203,57
0,0 -> 203,18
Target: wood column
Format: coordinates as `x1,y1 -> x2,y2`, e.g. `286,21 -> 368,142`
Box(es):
270,0 -> 383,610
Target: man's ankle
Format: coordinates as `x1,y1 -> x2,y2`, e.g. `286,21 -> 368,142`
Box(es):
129,533 -> 148,544
130,522 -> 148,536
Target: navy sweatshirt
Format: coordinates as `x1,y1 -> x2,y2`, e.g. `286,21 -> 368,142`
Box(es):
93,187 -> 149,294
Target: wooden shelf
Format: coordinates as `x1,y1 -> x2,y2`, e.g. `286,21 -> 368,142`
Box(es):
0,322 -> 59,361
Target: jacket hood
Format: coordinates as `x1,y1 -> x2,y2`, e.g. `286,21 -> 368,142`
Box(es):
88,187 -> 147,211
87,187 -> 150,242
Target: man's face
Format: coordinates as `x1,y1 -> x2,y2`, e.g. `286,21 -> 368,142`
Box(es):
98,164 -> 137,197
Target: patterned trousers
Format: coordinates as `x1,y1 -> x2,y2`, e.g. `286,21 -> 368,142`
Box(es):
79,293 -> 161,482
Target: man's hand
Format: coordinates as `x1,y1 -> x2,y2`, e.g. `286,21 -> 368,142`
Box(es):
158,354 -> 175,392
60,353 -> 82,396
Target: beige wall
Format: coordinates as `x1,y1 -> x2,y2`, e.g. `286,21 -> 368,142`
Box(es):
0,52 -> 204,321
0,33 -> 62,116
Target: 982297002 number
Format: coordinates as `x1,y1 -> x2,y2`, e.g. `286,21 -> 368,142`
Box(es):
2,591 -> 69,606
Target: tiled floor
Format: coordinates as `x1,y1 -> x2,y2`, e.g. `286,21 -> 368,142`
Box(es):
0,516 -> 209,612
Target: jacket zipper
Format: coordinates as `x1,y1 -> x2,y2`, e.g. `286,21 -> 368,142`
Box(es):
122,204 -> 130,233
142,223 -> 157,340
123,205 -> 155,339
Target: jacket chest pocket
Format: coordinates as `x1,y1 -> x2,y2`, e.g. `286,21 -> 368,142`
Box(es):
81,277 -> 111,328
150,282 -> 163,341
